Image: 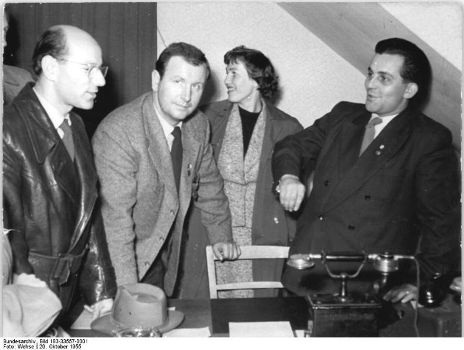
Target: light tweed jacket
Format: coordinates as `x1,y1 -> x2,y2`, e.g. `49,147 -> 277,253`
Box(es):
3,64 -> 34,105
92,92 -> 232,295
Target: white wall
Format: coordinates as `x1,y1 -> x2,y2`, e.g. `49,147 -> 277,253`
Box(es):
157,1 -> 462,128
381,2 -> 462,70
157,1 -> 365,128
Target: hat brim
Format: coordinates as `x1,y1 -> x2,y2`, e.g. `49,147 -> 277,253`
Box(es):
90,310 -> 184,336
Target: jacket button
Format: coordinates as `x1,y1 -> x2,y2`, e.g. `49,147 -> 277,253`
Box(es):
273,217 -> 279,224
348,225 -> 355,230
159,237 -> 164,242
144,262 -> 150,267
364,195 -> 371,200
324,180 -> 329,187
319,216 -> 324,221
170,210 -> 175,215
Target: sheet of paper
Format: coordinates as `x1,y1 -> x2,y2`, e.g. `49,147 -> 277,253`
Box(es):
229,321 -> 295,337
71,309 -> 93,330
164,327 -> 211,337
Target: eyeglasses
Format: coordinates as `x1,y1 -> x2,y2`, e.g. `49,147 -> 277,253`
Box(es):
58,58 -> 108,78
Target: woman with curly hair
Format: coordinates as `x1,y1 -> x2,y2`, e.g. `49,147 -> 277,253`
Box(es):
178,46 -> 303,298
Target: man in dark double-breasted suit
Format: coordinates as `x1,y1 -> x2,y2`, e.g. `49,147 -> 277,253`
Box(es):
272,38 -> 460,303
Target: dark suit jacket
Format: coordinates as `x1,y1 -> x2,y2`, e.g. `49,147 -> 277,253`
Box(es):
3,84 -> 116,320
177,100 -> 303,298
272,102 -> 461,294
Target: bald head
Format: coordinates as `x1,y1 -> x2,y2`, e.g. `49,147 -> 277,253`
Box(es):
32,25 -> 101,76
32,24 -> 106,114
59,25 -> 100,50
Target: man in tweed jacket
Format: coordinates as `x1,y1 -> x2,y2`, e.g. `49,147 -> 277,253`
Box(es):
92,43 -> 239,296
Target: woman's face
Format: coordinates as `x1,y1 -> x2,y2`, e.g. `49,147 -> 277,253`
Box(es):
224,60 -> 260,109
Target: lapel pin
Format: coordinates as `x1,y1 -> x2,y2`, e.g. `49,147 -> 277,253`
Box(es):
379,144 -> 385,150
187,163 -> 192,176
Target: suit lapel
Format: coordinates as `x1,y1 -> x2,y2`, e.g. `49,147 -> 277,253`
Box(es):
315,109 -> 369,211
143,94 -> 178,199
260,103 -> 275,167
334,111 -> 370,182
211,101 -> 274,163
24,87 -> 79,206
68,114 -> 98,250
209,103 -> 232,163
179,121 -> 201,215
324,108 -> 415,211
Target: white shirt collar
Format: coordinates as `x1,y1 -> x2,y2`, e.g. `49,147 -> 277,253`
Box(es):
33,87 -> 71,131
371,113 -> 398,138
152,96 -> 182,150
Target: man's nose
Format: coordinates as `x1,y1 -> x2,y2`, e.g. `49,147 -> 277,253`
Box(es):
92,70 -> 106,87
182,85 -> 192,102
365,75 -> 377,89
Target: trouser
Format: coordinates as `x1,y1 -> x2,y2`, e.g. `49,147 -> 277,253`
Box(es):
141,253 -> 166,289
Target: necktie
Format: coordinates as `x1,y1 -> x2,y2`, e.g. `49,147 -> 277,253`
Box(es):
59,119 -> 75,160
171,126 -> 183,192
359,117 -> 382,155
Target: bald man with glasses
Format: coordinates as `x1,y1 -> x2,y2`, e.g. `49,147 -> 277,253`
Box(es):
3,25 -> 116,330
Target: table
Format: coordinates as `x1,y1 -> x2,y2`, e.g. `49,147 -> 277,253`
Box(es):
68,297 -> 307,337
68,295 -> 461,337
210,297 -> 309,336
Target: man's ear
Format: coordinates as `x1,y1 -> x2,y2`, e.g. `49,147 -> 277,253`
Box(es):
404,82 -> 418,99
41,55 -> 59,81
151,70 -> 161,92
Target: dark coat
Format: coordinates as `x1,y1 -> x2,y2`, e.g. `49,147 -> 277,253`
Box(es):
272,102 -> 461,295
3,84 -> 116,321
177,100 -> 303,298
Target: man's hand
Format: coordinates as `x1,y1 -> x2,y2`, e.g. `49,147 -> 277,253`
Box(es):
450,276 -> 462,293
212,242 -> 241,261
13,273 -> 47,287
85,298 -> 113,320
276,175 -> 305,212
383,283 -> 418,304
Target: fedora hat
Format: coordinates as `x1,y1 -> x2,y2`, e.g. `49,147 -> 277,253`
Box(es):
91,283 -> 184,335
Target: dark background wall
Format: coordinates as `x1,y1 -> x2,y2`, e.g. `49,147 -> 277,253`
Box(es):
4,2 -> 157,136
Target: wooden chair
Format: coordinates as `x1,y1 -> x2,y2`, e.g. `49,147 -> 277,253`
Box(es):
205,245 -> 290,299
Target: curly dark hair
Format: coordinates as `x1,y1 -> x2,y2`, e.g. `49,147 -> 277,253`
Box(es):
224,46 -> 278,100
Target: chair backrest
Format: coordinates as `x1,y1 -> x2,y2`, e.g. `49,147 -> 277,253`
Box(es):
205,245 -> 290,299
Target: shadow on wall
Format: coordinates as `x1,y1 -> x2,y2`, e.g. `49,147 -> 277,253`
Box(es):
4,12 -> 28,69
5,2 -> 157,139
76,73 -> 120,138
4,9 -> 121,138
200,70 -> 219,106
